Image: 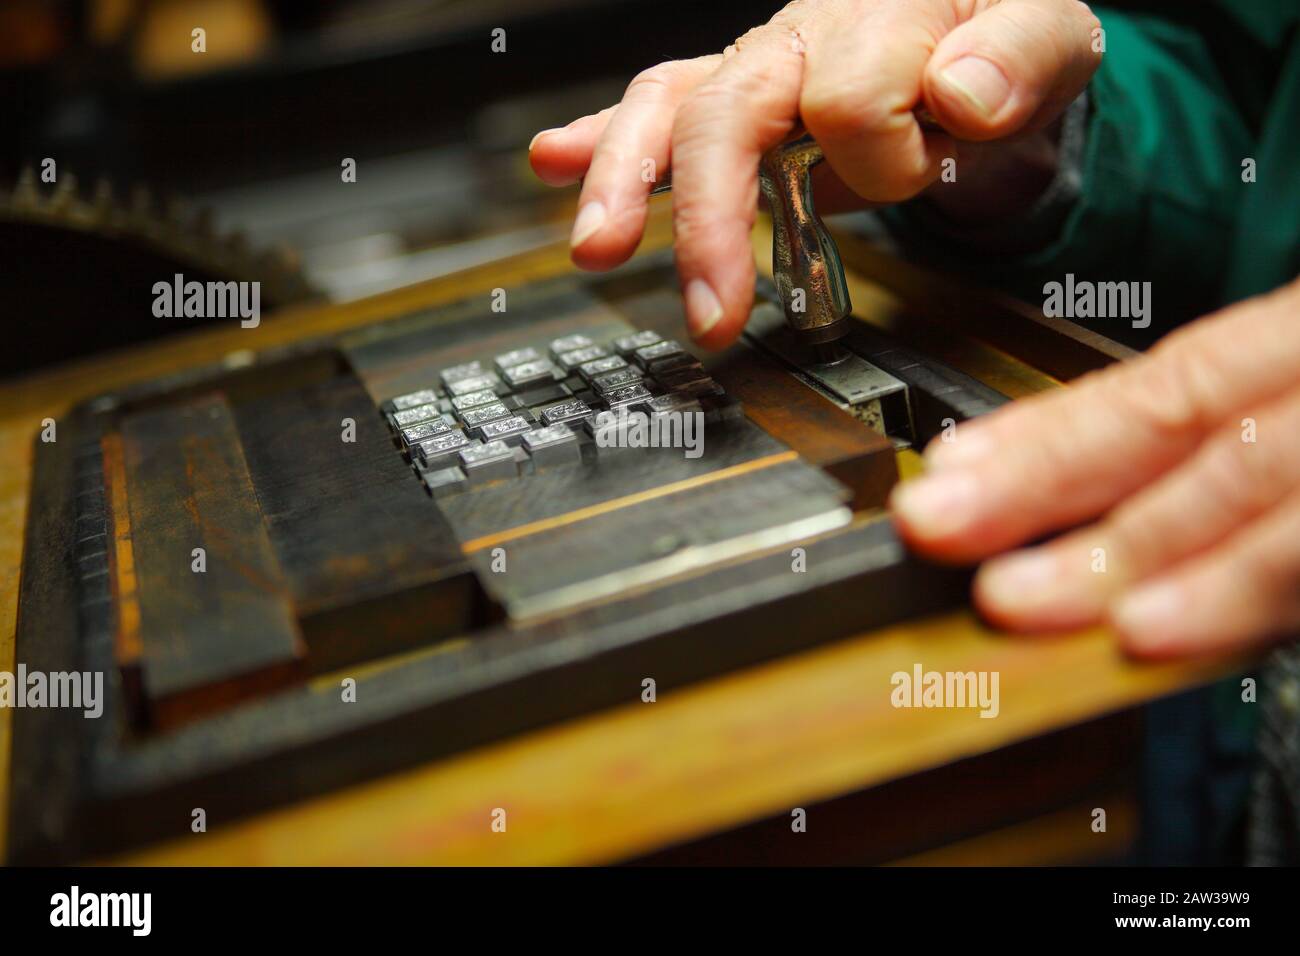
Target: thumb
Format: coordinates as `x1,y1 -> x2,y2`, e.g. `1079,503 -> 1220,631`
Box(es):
923,0 -> 1102,142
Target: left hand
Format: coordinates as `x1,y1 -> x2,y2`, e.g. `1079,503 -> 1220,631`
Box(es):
890,276 -> 1300,659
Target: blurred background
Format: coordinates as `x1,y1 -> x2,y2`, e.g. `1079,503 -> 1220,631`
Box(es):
2,0 -> 781,372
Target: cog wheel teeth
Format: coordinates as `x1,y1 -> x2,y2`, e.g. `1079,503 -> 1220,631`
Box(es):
0,168 -> 316,305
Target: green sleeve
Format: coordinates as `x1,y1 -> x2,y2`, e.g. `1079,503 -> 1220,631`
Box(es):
880,1 -> 1298,345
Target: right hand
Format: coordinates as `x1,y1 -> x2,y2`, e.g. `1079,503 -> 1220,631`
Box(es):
529,0 -> 1103,349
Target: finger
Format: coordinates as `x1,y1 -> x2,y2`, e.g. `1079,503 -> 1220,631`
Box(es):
810,162 -> 882,215
892,280 -> 1300,561
529,107 -> 618,186
670,20 -> 808,348
571,56 -> 721,270
975,388 -> 1300,630
1111,488 -> 1300,659
924,0 -> 1102,141
799,3 -> 955,203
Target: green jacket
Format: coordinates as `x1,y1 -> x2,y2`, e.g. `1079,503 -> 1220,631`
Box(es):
1063,2 -> 1299,310
889,1 -> 1300,344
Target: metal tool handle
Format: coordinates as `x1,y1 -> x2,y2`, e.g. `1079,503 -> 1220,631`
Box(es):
647,135 -> 851,355
757,135 -> 851,347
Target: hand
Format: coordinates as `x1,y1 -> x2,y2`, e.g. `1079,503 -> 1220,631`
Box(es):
891,278 -> 1300,660
529,0 -> 1102,349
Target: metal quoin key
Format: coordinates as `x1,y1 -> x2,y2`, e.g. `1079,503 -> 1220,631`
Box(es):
648,133 -> 852,364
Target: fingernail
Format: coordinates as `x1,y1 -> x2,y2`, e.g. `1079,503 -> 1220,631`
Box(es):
570,201 -> 606,248
979,550 -> 1062,610
529,127 -> 562,151
939,56 -> 1012,118
925,426 -> 994,471
1113,581 -> 1186,647
890,471 -> 980,539
978,543 -> 1116,629
685,279 -> 724,339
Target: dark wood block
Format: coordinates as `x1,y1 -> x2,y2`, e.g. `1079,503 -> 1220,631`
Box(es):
228,372 -> 483,673
111,394 -> 305,729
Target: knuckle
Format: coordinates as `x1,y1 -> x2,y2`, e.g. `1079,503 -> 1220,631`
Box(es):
1197,436 -> 1269,516
729,25 -> 770,54
1017,407 -> 1087,502
802,84 -> 902,141
801,87 -> 934,200
671,190 -> 752,249
589,140 -> 633,172
670,194 -> 714,246
626,58 -> 707,102
584,105 -> 618,127
672,80 -> 753,148
1103,508 -> 1162,578
1112,335 -> 1222,440
768,1 -> 805,29
743,20 -> 796,48
1202,418 -> 1298,513
675,81 -> 737,128
625,64 -> 677,101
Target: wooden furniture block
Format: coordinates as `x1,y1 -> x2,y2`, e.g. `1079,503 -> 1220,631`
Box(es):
228,372 -> 481,673
109,394 -> 304,728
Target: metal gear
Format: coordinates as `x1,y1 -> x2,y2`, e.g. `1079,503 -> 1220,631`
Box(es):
2,166 -> 318,373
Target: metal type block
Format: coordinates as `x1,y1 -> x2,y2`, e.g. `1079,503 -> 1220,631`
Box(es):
447,373 -> 503,397
521,425 -> 581,468
494,347 -> 542,374
645,394 -> 704,417
577,355 -> 628,382
613,330 -> 662,355
548,333 -> 595,358
502,359 -> 562,389
540,400 -> 594,427
477,415 -> 534,444
440,360 -> 486,387
557,344 -> 611,372
591,366 -> 645,394
450,389 -> 500,412
399,419 -> 452,447
458,440 -> 519,485
422,466 -> 468,498
415,430 -> 473,467
392,403 -> 442,428
601,383 -> 653,410
633,339 -> 697,374
458,402 -> 512,429
389,388 -> 439,411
